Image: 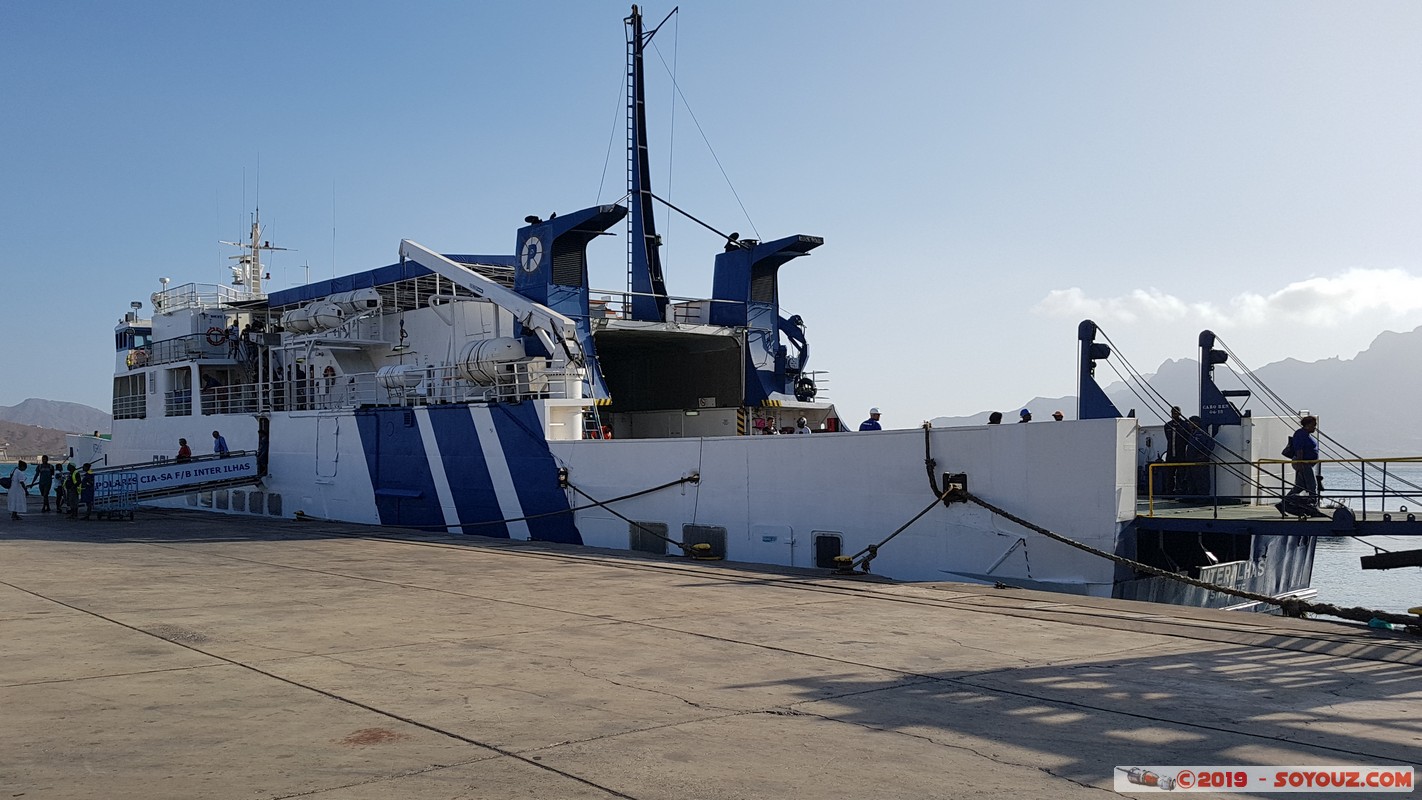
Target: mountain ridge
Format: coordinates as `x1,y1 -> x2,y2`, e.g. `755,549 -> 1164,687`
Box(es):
931,325 -> 1422,456
0,398 -> 110,435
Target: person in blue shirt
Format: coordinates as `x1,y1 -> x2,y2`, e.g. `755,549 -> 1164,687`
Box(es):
1280,415 -> 1321,513
212,430 -> 230,457
858,408 -> 882,431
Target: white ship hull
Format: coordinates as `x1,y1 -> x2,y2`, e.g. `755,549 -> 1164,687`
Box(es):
105,411 -> 1138,592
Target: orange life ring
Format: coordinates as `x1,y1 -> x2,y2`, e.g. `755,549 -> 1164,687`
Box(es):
206,327 -> 227,347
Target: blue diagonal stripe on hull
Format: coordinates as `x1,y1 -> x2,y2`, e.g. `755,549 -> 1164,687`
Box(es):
355,408 -> 443,529
490,403 -> 581,544
426,404 -> 509,538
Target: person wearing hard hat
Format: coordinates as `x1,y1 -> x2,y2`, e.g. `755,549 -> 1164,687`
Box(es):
859,407 -> 882,431
1018,409 -> 1032,422
794,416 -> 812,434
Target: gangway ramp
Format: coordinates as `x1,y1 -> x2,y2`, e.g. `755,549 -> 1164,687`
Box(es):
93,452 -> 262,503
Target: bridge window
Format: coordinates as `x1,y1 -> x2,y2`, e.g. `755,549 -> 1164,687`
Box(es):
114,327 -> 152,351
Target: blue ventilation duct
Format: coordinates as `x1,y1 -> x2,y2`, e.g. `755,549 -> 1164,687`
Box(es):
710,234 -> 823,405
513,204 -> 628,398
1077,320 -> 1123,419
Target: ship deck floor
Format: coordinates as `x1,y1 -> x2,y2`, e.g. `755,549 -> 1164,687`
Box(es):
2,508 -> 1419,799
1136,495 -> 1422,536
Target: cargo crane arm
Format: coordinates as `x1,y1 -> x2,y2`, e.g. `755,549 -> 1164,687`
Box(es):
398,239 -> 582,363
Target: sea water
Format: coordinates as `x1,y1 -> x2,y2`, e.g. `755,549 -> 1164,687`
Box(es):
1307,462 -> 1422,615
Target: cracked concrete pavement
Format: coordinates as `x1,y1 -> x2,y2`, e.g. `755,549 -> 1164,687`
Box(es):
2,509 -> 1419,799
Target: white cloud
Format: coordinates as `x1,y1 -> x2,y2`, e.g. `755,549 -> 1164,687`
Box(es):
1034,268 -> 1422,328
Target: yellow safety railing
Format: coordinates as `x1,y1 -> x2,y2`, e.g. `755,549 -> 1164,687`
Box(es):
1144,456 -> 1422,518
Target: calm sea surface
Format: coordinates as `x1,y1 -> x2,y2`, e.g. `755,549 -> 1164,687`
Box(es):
1307,462 -> 1422,614
3,458 -> 1418,612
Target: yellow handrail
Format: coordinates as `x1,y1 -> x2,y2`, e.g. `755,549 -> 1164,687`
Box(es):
1144,456 -> 1422,518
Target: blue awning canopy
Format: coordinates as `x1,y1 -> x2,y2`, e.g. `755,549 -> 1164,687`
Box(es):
266,254 -> 517,310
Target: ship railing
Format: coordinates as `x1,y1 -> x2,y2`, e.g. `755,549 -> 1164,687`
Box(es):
1143,456 -> 1422,519
163,390 -> 192,417
263,361 -> 586,412
798,369 -> 830,400
587,289 -> 740,324
112,394 -> 147,419
202,384 -> 261,416
151,282 -> 253,314
137,333 -> 233,368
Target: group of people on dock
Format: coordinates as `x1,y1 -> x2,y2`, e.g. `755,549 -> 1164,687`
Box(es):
5,456 -> 96,521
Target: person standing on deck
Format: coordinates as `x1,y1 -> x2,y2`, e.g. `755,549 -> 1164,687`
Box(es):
1164,406 -> 1190,495
35,455 -> 55,512
1282,415 -> 1322,511
858,408 -> 882,431
212,430 -> 230,457
7,460 -> 31,521
176,438 -> 192,463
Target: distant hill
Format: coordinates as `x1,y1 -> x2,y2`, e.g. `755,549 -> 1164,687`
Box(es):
932,325 -> 1422,456
0,398 -> 110,435
0,420 -> 71,461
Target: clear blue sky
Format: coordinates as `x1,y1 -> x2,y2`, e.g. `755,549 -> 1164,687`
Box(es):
3,1 -> 1420,426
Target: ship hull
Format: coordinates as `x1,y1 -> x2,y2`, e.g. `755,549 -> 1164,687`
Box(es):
100,409 -> 1313,603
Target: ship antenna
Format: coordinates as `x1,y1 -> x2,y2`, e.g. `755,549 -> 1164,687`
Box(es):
220,205 -> 292,296
624,4 -> 678,323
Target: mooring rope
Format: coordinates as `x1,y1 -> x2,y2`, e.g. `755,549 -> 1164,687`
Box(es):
294,474 -> 699,536
566,480 -> 697,556
843,488 -> 954,573
919,425 -> 1419,630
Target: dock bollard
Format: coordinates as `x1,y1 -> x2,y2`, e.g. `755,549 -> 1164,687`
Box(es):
688,543 -> 721,561
832,555 -> 857,575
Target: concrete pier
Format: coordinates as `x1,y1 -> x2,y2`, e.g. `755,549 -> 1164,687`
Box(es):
2,509 -> 1419,799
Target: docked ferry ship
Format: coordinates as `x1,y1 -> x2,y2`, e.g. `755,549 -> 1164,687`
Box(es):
92,7 -> 1313,608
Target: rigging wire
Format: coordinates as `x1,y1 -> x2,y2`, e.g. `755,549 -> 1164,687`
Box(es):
1095,328 -> 1265,494
1096,328 -> 1177,419
1216,336 -> 1422,500
648,40 -> 760,241
662,13 -> 678,249
1100,357 -> 1161,423
596,64 -> 629,204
